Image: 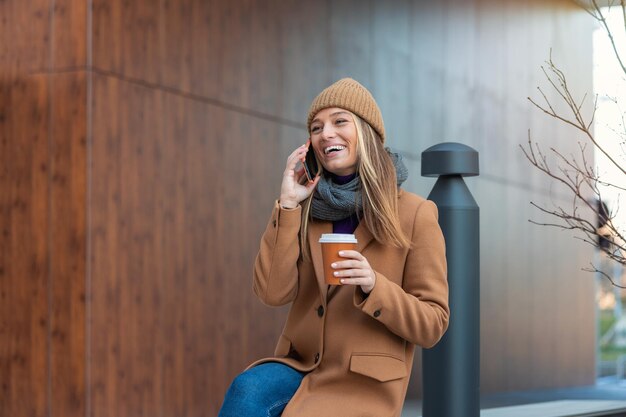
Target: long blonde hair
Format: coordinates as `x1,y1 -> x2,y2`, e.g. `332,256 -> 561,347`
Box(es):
299,112 -> 410,258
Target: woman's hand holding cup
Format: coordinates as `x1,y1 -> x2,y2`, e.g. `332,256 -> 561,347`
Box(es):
279,144 -> 320,209
319,234 -> 376,294
333,250 -> 377,294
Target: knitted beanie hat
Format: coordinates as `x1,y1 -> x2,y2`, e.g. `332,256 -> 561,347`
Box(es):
307,78 -> 385,143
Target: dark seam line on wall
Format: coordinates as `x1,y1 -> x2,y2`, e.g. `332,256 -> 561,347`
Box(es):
27,66 -> 87,75
475,173 -> 572,201
27,66 -> 309,130
85,0 -> 93,415
46,82 -> 54,417
157,1 -> 167,411
31,70 -> 570,202
480,173 -> 534,192
399,151 -> 571,200
400,153 -> 571,201
369,0 -> 373,82
397,150 -> 422,161
480,173 -> 572,202
90,67 -> 308,130
47,0 -> 56,415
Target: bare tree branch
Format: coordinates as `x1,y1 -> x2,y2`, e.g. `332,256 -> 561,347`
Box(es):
523,2 -> 626,287
592,0 -> 626,76
583,263 -> 626,288
530,54 -> 626,175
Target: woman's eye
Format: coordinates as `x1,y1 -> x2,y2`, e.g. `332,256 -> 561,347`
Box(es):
311,126 -> 321,133
335,119 -> 346,124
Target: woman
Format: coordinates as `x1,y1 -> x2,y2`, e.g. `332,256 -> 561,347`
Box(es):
218,78 -> 449,417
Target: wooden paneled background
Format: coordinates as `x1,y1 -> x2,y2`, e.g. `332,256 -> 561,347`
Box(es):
0,0 -> 597,416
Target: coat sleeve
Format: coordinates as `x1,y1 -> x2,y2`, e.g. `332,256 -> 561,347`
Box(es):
354,200 -> 449,348
252,201 -> 302,306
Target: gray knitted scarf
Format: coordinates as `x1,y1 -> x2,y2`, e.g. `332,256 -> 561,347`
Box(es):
311,148 -> 408,221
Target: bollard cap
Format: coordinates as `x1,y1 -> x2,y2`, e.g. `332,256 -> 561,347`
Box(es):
421,142 -> 479,177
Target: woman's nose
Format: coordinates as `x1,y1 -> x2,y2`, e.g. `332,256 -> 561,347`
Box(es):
321,123 -> 336,139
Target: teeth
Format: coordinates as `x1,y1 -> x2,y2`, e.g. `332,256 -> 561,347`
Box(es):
324,145 -> 346,155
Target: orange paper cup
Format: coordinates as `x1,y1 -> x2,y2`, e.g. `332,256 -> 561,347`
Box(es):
319,233 -> 358,285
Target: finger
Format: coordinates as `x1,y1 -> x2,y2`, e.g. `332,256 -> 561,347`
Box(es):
286,153 -> 307,172
331,260 -> 363,269
338,250 -> 366,261
339,277 -> 374,286
286,145 -> 308,170
333,268 -> 371,278
287,144 -> 307,160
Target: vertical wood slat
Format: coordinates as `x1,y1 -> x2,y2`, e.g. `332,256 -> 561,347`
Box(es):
92,0 -> 163,85
1,0 -> 89,415
90,74 -> 165,417
0,0 -> 86,73
51,0 -> 88,69
49,72 -> 87,417
0,75 -> 50,417
0,76 -> 89,417
0,1 -> 50,73
89,73 -> 122,417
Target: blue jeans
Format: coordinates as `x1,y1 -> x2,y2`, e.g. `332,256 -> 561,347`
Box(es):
217,362 -> 305,417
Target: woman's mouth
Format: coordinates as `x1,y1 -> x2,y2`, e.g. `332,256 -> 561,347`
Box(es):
324,145 -> 346,155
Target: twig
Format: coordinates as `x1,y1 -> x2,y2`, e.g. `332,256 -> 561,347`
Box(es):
583,263 -> 626,288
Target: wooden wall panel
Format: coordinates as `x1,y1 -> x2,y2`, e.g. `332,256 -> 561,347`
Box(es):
0,74 -> 88,417
90,74 -> 166,417
371,0 -> 413,145
89,73 -> 294,416
0,1 -> 50,73
274,1 -> 332,124
49,72 -> 87,417
0,75 -> 50,417
92,0 -> 339,124
0,0 -> 90,415
92,1 -> 162,83
476,0 -> 596,392
51,0 -> 88,69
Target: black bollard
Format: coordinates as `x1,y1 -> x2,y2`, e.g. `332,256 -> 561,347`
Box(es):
421,142 -> 480,417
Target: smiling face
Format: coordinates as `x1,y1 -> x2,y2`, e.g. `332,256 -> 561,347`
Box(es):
309,107 -> 359,176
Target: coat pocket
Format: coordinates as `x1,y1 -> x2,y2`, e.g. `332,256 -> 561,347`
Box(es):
274,334 -> 292,357
349,353 -> 407,382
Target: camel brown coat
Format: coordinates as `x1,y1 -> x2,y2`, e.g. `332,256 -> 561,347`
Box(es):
249,190 -> 449,417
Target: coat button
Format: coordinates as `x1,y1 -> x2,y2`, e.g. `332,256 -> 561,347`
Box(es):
373,309 -> 381,318
314,353 -> 320,363
317,305 -> 324,317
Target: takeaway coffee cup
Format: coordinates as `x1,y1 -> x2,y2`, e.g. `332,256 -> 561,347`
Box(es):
319,233 -> 358,285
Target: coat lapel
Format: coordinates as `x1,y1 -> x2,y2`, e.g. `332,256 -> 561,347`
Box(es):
308,219 -> 332,302
354,219 -> 374,253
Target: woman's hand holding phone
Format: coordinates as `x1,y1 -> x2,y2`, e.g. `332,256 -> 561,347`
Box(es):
279,143 -> 320,209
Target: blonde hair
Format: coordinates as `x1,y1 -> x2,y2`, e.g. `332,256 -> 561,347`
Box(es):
353,115 -> 410,248
299,112 -> 410,258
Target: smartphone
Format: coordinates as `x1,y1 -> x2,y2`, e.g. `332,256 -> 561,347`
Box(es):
302,139 -> 320,183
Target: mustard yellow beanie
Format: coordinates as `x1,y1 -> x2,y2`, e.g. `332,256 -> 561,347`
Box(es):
307,78 -> 385,143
